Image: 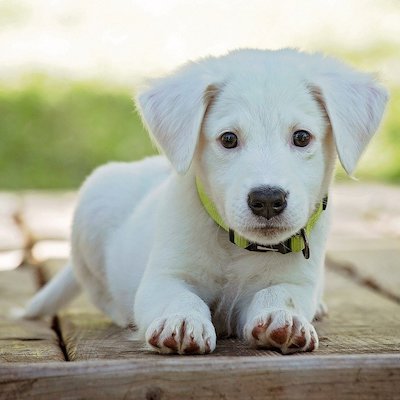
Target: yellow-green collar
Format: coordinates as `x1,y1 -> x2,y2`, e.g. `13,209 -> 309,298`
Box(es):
196,177 -> 328,259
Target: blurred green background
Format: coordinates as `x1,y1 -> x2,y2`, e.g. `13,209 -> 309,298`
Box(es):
0,78 -> 154,189
0,1 -> 399,189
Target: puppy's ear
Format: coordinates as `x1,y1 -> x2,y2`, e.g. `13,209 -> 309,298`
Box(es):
136,63 -> 218,174
309,61 -> 388,175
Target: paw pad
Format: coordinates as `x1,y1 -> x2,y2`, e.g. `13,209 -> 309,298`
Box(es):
146,315 -> 216,355
245,310 -> 318,354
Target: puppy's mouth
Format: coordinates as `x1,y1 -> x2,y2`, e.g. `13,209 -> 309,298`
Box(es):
232,222 -> 292,244
248,224 -> 292,238
251,225 -> 289,234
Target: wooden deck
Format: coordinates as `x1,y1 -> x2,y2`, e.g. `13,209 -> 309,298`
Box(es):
1,183 -> 400,399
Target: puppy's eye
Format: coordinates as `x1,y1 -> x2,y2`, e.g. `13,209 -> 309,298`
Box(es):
292,130 -> 311,147
220,132 -> 238,149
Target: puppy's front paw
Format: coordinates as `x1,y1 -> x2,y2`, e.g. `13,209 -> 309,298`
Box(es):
146,315 -> 216,355
244,309 -> 318,354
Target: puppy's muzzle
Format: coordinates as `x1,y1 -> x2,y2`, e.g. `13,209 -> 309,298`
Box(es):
247,186 -> 288,220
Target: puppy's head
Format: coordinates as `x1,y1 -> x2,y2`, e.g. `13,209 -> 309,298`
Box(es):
136,49 -> 388,245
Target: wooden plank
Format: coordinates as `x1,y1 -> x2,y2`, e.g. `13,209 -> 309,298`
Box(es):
324,182 -> 400,361
327,182 -> 400,301
327,242 -> 400,301
61,317 -> 283,360
20,192 -> 76,241
0,192 -> 25,252
31,240 -> 70,265
0,354 -> 399,400
0,250 -> 25,272
328,183 -> 400,243
0,267 -> 65,363
316,267 -> 400,354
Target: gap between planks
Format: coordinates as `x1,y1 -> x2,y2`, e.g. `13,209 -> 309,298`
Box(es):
326,255 -> 400,304
0,267 -> 65,363
14,209 -> 71,363
51,316 -> 70,362
34,266 -> 70,362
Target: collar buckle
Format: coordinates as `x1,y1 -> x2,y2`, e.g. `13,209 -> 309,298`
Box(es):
245,241 -> 292,254
300,228 -> 310,259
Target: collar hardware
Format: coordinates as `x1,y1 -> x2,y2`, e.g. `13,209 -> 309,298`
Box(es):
196,177 -> 327,259
246,241 -> 291,254
322,196 -> 328,211
300,228 -> 310,259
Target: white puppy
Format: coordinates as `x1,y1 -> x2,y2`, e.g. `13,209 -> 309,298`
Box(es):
25,49 -> 387,354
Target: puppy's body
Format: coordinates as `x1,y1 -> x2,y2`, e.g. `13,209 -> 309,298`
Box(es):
76,157 -> 328,327
71,157 -> 171,326
25,49 -> 387,354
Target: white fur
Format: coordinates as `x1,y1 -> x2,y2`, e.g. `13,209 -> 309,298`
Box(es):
24,49 -> 388,354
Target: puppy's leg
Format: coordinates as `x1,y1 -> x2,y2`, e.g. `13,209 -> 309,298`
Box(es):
135,277 -> 216,355
240,284 -> 318,354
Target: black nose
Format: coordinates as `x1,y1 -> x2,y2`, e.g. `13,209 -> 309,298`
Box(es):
247,186 -> 288,220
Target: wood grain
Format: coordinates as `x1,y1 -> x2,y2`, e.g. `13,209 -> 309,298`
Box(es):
0,354 -> 399,400
328,183 -> 400,244
0,267 -> 65,363
0,193 -> 25,252
327,242 -> 400,301
326,182 -> 400,303
316,268 -> 400,354
20,192 -> 76,242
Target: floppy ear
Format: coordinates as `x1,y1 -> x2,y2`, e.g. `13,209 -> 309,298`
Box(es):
136,63 -> 219,174
309,62 -> 388,175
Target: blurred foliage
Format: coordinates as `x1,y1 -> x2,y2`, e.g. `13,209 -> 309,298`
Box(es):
0,77 -> 155,189
0,72 -> 399,189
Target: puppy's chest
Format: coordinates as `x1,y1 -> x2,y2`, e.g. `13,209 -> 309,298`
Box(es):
210,255 -> 273,336
218,253 -> 273,285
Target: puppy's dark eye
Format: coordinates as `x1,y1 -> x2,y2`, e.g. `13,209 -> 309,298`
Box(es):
293,130 -> 311,147
220,132 -> 238,149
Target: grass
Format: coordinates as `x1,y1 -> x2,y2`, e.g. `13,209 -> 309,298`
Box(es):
0,77 -> 155,189
0,74 -> 399,189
